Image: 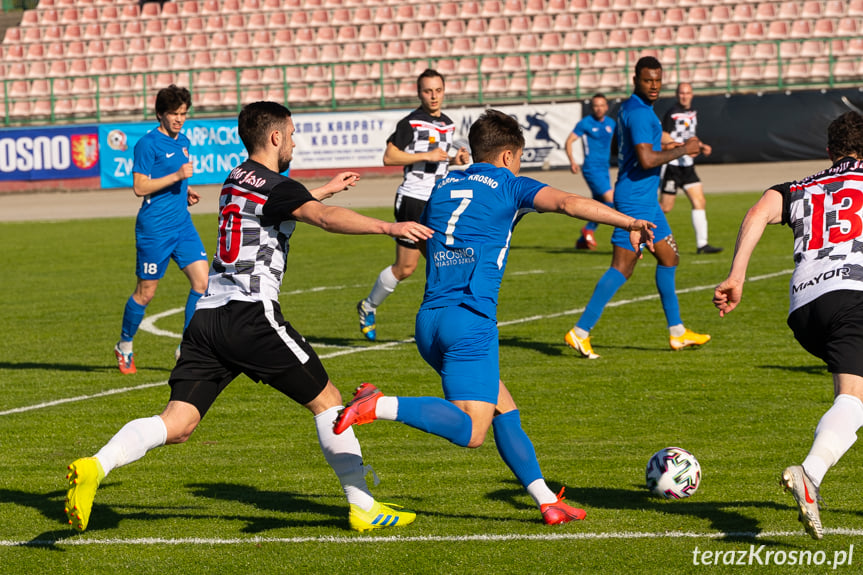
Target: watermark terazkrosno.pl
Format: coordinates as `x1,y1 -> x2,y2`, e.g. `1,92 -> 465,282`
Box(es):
692,545 -> 854,568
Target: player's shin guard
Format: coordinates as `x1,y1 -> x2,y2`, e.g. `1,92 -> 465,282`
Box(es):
367,266 -> 400,308
577,268 -> 627,332
315,406 -> 374,510
655,265 -> 683,328
184,290 -> 204,332
803,394 -> 863,487
395,396 -> 472,447
93,415 -> 167,477
492,410 -> 543,487
121,296 -> 147,341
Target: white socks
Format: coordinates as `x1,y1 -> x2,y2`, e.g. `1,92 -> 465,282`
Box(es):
669,324 -> 685,337
573,327 -> 590,339
692,209 -> 708,248
314,406 -> 374,511
117,340 -> 133,354
802,394 -> 863,487
94,415 -> 167,478
526,478 -> 559,507
366,266 -> 400,309
375,396 -> 399,421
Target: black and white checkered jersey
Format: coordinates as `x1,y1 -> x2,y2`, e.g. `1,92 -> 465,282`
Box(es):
388,107 -> 457,201
662,103 -> 697,168
197,159 -> 317,310
776,156 -> 863,313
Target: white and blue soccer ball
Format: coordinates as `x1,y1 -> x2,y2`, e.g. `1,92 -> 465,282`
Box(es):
645,447 -> 701,499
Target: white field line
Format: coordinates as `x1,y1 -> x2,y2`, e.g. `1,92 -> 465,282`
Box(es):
1,269 -> 791,418
0,528 -> 858,547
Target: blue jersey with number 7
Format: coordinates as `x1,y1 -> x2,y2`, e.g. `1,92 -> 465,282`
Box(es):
419,163 -> 545,321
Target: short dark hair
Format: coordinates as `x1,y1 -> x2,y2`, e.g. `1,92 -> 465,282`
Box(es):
154,85 -> 191,117
417,68 -> 445,91
238,101 -> 292,154
634,56 -> 662,78
827,111 -> 863,159
591,93 -> 607,102
468,109 -> 524,164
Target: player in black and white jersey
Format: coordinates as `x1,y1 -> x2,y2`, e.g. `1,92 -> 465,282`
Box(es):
714,111 -> 863,540
64,101 -> 432,534
659,83 -> 722,254
356,69 -> 470,341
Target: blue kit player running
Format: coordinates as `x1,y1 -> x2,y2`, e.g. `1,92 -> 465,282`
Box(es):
114,85 -> 209,374
565,93 -> 616,250
565,57 -> 710,359
334,109 -> 654,524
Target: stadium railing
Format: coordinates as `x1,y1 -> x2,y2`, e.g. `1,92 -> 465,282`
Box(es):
2,37 -> 860,126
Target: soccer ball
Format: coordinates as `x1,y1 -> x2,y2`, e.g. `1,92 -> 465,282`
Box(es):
645,447 -> 701,499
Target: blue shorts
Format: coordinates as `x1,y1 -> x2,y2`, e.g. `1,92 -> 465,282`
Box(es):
415,305 -> 500,404
610,200 -> 672,252
582,168 -> 612,199
136,219 -> 207,280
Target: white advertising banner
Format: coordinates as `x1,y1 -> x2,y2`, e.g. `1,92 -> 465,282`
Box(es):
291,102 -> 583,171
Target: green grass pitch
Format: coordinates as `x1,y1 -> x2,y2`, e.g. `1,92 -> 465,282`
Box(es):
1,190 -> 861,574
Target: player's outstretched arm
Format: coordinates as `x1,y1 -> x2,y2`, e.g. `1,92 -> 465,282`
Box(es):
714,189 -> 784,317
308,171 -> 361,201
634,138 -> 700,170
292,201 -> 433,241
383,142 -> 448,166
533,186 -> 655,247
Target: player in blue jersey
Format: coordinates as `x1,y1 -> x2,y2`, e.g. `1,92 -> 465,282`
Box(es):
565,93 -> 616,250
114,85 -> 209,374
565,57 -> 711,359
334,109 -> 655,524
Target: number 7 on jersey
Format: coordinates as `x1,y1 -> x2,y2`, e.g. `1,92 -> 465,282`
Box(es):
444,190 -> 473,245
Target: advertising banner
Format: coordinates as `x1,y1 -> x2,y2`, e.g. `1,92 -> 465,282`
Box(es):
290,103 -> 583,171
99,118 -> 248,189
0,125 -> 100,181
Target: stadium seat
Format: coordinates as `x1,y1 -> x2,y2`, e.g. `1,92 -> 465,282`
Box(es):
801,1 -> 821,18
777,1 -> 799,19
790,20 -> 811,38
753,42 -> 777,60
780,40 -> 801,58
729,43 -> 752,60
732,4 -> 753,21
380,23 -> 400,41
547,0 -> 567,11
26,43 -> 45,60
754,2 -> 775,20
575,12 -> 595,30
767,21 -> 788,39
619,10 -> 641,27
675,25 -> 696,44
653,27 -> 673,45
583,30 -> 606,48
362,41 -> 385,61
800,40 -> 825,57
289,10 -> 308,27
539,32 -> 562,50
707,43 -> 727,62
851,0 -> 863,15
629,28 -> 650,46
720,22 -> 742,42
642,9 -> 663,27
813,19 -> 834,37
709,5 -> 730,23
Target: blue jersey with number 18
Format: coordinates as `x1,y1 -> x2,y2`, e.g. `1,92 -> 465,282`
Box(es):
419,163 -> 545,321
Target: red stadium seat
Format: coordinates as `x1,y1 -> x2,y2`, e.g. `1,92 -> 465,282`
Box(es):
801,1 -> 821,18
777,2 -> 799,19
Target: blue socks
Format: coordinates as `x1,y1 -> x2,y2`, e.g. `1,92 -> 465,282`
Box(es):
184,290 -> 204,331
577,267 -> 627,332
396,396 -> 473,447
493,410 -> 543,488
655,265 -> 682,327
120,296 -> 147,342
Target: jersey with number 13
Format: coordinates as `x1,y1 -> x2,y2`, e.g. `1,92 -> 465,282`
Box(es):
419,163 -> 545,321
780,157 -> 863,313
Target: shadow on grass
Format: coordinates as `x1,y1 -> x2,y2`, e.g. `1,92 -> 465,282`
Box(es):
486,480 -> 806,546
187,482 -> 347,533
758,364 -> 828,376
0,361 -> 141,373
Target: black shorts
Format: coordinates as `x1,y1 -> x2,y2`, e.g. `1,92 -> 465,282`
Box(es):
169,299 -> 329,417
660,164 -> 701,195
787,290 -> 863,377
394,192 -> 427,249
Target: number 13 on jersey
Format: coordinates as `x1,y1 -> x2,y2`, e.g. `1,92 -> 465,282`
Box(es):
807,188 -> 863,250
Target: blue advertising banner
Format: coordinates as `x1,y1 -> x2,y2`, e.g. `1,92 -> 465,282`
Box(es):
99,118 -> 248,189
0,125 -> 100,181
